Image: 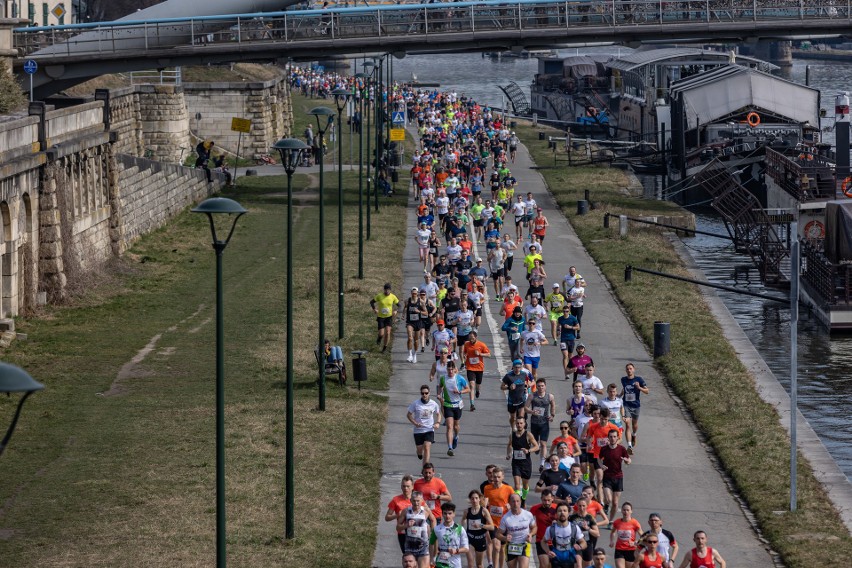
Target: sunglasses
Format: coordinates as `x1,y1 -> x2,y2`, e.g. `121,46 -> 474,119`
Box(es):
560,426 -> 570,430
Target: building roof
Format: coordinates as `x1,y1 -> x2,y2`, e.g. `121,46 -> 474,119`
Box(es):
670,65 -> 820,127
562,56 -> 599,77
606,47 -> 776,72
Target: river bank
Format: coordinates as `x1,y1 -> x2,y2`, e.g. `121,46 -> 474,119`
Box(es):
515,121 -> 852,568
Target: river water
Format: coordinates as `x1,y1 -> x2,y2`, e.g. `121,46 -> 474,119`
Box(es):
365,52 -> 852,481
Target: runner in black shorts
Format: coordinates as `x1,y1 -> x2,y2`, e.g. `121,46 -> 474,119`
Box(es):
462,490 -> 494,568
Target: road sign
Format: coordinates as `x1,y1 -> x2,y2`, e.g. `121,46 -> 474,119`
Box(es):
51,4 -> 65,19
231,117 -> 251,133
392,111 -> 405,125
23,60 -> 37,74
390,128 -> 405,142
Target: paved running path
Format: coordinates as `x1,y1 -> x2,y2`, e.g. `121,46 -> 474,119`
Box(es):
371,139 -> 775,567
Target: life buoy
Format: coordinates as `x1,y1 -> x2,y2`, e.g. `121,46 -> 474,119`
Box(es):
843,176 -> 852,198
746,112 -> 761,127
804,220 -> 825,239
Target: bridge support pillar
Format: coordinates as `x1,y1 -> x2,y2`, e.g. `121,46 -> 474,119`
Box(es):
752,40 -> 793,76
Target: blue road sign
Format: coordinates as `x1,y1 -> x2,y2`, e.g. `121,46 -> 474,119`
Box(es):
23,60 -> 38,74
392,111 -> 405,124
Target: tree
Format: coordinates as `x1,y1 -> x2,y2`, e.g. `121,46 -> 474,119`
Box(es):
0,68 -> 26,114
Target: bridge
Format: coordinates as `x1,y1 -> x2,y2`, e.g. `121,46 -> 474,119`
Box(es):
13,0 -> 852,98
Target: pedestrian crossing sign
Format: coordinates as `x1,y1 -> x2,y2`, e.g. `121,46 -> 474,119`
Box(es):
392,111 -> 405,125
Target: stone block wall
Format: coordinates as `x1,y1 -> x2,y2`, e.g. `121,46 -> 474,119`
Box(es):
101,87 -> 144,157
183,77 -> 293,158
136,84 -> 191,164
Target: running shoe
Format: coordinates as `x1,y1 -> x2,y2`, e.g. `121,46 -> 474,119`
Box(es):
539,464 -> 544,473
582,473 -> 590,483
407,355 -> 413,363
521,488 -> 529,500
452,434 -> 459,449
627,445 -> 634,455
376,335 -> 381,345
412,356 -> 417,364
426,337 -> 430,346
553,339 -> 557,345
475,389 -> 480,399
447,448 -> 454,456
470,403 -> 476,411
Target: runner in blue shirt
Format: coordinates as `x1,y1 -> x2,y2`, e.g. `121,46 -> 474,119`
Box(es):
620,363 -> 649,455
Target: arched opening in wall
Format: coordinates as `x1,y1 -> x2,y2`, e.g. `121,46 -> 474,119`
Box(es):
0,201 -> 11,318
19,193 -> 34,315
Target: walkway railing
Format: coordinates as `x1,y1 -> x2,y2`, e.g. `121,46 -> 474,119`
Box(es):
12,0 -> 852,59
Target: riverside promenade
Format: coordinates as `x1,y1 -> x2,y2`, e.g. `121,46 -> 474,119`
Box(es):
371,139 -> 775,567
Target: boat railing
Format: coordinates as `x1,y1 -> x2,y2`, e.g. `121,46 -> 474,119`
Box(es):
765,147 -> 835,202
801,240 -> 852,305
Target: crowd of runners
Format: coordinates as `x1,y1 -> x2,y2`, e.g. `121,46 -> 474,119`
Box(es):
298,67 -> 731,568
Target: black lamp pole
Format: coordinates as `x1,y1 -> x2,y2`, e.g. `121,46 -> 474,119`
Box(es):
308,107 -> 335,411
363,60 -> 375,240
0,362 -> 44,459
332,87 -> 350,340
375,55 -> 383,213
191,197 -> 247,568
354,72 -> 367,279
272,137 -> 308,541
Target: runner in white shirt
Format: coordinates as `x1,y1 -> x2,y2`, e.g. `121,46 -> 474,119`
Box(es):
415,222 -> 431,267
419,274 -> 439,306
436,194 -> 450,217
407,385 -> 442,465
446,238 -> 463,265
579,363 -> 605,402
520,319 -> 548,381
511,197 -> 526,241
562,266 -> 583,292
599,383 -> 626,429
497,493 -> 537,568
523,296 -> 547,323
541,503 -> 586,567
430,503 -> 469,568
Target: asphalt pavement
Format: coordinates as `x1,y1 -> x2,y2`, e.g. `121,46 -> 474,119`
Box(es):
369,138 -> 775,568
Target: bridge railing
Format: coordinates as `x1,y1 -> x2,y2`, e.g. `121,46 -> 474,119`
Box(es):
13,0 -> 852,59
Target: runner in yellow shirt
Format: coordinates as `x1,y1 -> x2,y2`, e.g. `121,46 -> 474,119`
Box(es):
544,283 -> 567,345
371,283 -> 400,352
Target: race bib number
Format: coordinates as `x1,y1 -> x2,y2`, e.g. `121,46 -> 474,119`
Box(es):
507,543 -> 526,555
510,332 -> 521,341
513,449 -> 527,460
410,314 -> 419,321
532,407 -> 545,416
468,519 -> 482,531
617,529 -> 632,541
489,505 -> 504,516
598,438 -> 607,447
380,307 -> 391,316
407,526 -> 423,538
560,342 -> 568,350
420,409 -> 432,419
468,357 -> 480,365
625,392 -> 636,402
437,551 -> 451,562
427,499 -> 436,510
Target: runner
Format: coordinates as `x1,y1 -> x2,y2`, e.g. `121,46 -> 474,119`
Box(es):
405,287 -> 429,363
414,462 -> 453,522
462,330 -> 491,410
545,283 -> 567,345
621,363 -> 649,454
484,466 -> 516,568
502,233 -> 518,274
520,318 -> 548,381
397,490 -> 437,568
497,493 -> 537,568
610,503 -> 642,568
555,462 -> 588,507
525,378 -> 556,471
501,306 -> 525,361
530,490 -> 558,568
541,502 -> 587,568
501,359 -> 533,427
562,266 -> 583,293
586,408 -> 623,504
489,242 -> 507,300
407,385 -> 442,465
593,548 -> 615,568
431,321 -> 457,361
415,221 -> 432,268
568,278 -> 587,339
506,416 -> 539,502
536,453 -> 569,495
677,531 -> 725,568
385,475 -> 416,552
430,502 -> 469,568
557,306 -> 580,375
371,283 -> 400,352
599,383 -> 626,431
511,195 -> 526,241
462,490 -> 495,568
640,513 -> 679,568
581,363 -> 605,402
633,534 -> 665,568
567,344 -> 593,383
437,361 -> 469,456
550,421 -> 582,463
532,208 -> 549,243
598,428 -> 631,522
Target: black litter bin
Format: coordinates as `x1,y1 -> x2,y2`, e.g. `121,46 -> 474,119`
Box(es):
538,132 -> 546,140
653,322 -> 670,358
510,120 -> 517,128
352,350 -> 368,390
577,200 -> 589,215
391,169 -> 399,183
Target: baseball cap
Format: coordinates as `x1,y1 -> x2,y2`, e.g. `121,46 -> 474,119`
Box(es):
411,287 -> 418,292
436,319 -> 445,325
577,344 -> 586,349
512,359 -> 523,366
440,347 -> 449,353
552,283 -> 560,288
476,257 -> 482,262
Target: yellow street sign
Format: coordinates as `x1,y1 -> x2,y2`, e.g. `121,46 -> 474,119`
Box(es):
390,128 -> 405,141
51,4 -> 66,19
231,117 -> 251,133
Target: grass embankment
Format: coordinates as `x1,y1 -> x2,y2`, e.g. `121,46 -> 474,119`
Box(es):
0,163 -> 408,564
515,121 -> 852,568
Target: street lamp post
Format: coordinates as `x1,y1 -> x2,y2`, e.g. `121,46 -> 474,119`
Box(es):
308,106 -> 335,411
332,87 -> 351,340
363,60 -> 375,241
354,72 -> 367,279
191,196 -> 247,568
271,137 -> 309,541
375,55 -> 383,213
0,362 -> 44,459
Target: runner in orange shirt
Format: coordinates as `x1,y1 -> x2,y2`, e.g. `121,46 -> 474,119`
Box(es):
549,420 -> 582,460
610,502 -> 642,568
414,462 -> 453,521
584,407 -> 622,505
483,467 -> 516,568
385,475 -> 416,553
462,330 -> 491,410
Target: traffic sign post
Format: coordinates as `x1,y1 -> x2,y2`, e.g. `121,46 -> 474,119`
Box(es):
392,111 -> 405,125
230,117 -> 251,184
23,60 -> 37,102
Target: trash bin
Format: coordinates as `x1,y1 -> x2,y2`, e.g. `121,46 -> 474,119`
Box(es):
352,350 -> 368,389
538,132 -> 546,140
510,120 -> 517,129
577,200 -> 589,215
391,169 -> 399,183
653,322 -> 670,358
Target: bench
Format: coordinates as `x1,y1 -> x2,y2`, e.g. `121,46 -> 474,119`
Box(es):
314,348 -> 347,386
